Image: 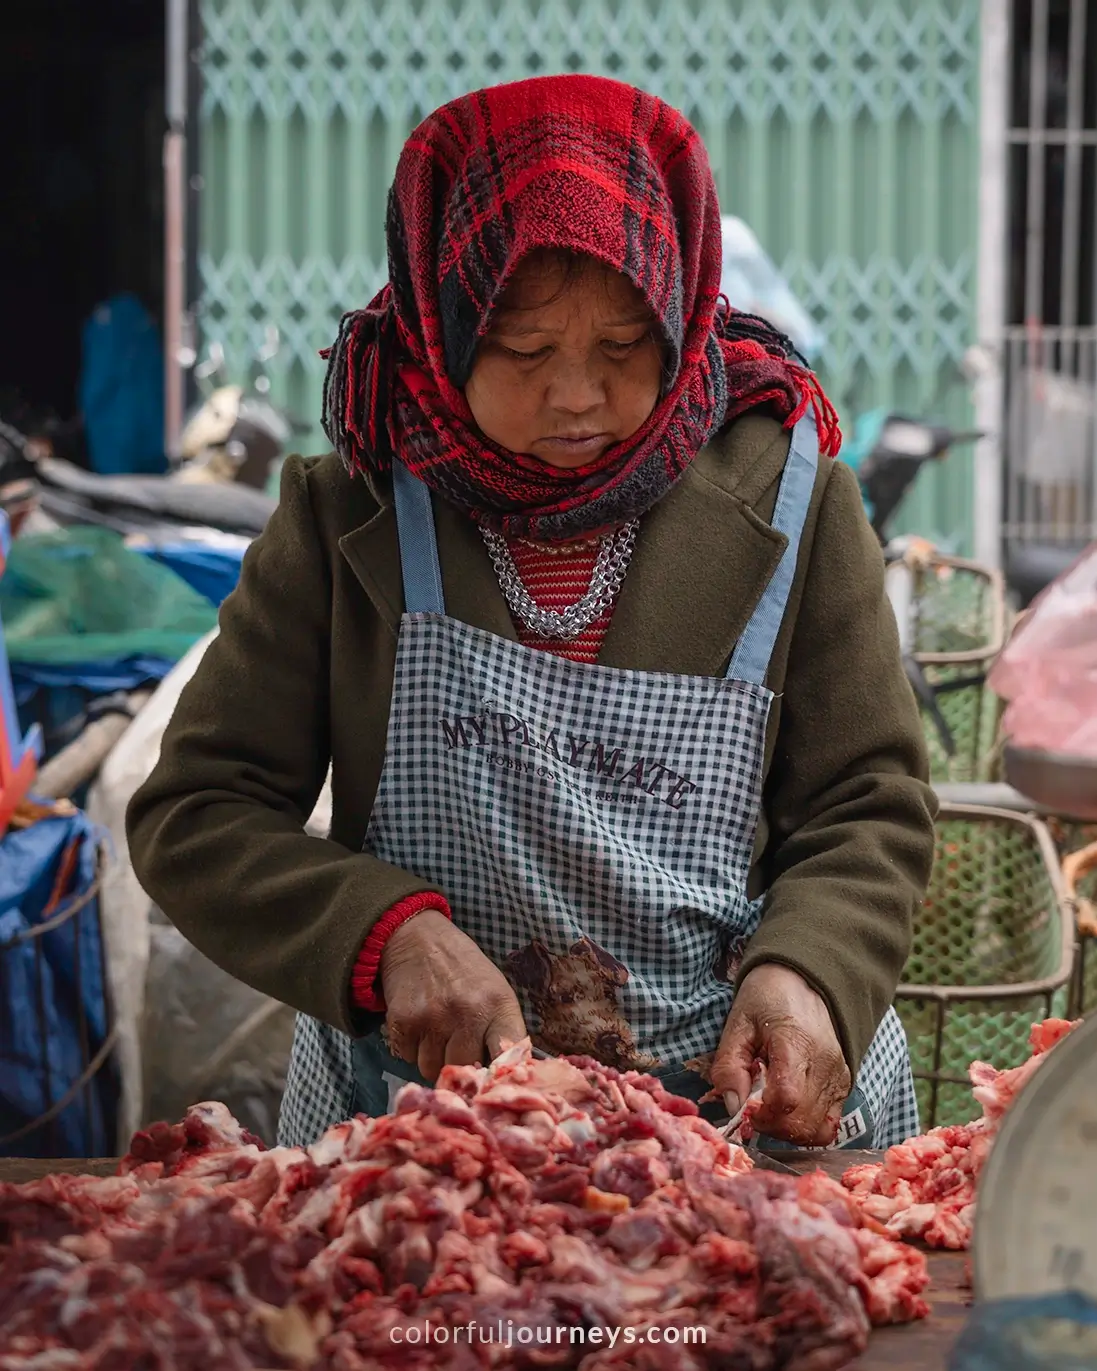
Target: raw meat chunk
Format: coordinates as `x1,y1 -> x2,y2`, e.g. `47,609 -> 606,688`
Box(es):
842,1018 -> 1078,1250
1,1040 -> 927,1370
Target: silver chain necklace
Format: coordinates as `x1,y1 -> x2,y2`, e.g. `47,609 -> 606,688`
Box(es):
480,522 -> 639,640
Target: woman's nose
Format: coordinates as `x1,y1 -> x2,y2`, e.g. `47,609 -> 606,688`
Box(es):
546,353 -> 607,414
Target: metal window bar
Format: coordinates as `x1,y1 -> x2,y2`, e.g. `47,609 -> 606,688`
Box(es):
1002,0 -> 1097,553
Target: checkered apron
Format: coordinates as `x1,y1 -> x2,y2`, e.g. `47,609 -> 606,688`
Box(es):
279,415 -> 918,1151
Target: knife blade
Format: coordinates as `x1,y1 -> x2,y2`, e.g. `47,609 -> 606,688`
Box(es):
482,1043 -> 551,1066
745,1148 -> 799,1176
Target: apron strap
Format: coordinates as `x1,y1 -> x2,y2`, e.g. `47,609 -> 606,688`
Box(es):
392,460 -> 446,615
726,413 -> 821,686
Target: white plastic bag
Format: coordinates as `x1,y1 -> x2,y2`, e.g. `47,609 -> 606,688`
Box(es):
1008,368 -> 1095,485
87,629 -> 333,1140
86,631 -> 221,1141
141,915 -> 296,1145
719,216 -> 823,359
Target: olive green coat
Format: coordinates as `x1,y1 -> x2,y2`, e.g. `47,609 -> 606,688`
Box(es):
126,413 -> 937,1076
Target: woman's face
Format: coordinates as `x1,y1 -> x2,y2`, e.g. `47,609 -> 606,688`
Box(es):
464,253 -> 663,470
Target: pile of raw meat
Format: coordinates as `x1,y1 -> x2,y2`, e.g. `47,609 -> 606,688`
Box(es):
842,1018 -> 1078,1250
0,1041 -> 928,1371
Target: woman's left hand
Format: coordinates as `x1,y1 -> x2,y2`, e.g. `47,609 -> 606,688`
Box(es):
710,964 -> 852,1146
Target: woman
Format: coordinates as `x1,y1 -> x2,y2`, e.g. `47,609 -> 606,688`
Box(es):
127,74 -> 936,1152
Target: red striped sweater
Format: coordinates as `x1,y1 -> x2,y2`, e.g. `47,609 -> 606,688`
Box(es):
351,535 -> 613,1012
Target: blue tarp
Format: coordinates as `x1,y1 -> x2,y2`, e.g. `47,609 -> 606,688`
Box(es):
0,809 -> 118,1158
136,543 -> 245,607
12,657 -> 176,696
12,657 -> 175,760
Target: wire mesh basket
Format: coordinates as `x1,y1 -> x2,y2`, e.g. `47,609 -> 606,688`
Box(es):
895,803 -> 1074,1130
0,832 -> 119,1159
888,553 -> 1007,785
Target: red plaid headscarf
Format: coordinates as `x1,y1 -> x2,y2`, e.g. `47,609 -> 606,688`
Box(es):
322,74 -> 840,541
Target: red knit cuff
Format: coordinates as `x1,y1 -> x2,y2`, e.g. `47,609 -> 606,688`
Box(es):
351,892 -> 452,1013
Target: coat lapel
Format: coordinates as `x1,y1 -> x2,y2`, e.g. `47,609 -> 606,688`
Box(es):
338,503 -> 403,632
338,486 -> 517,642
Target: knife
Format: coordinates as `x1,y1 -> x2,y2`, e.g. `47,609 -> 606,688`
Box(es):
741,1137 -> 799,1176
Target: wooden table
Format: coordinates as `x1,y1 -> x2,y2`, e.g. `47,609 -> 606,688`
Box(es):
1,1158 -> 120,1183
2,1151 -> 967,1369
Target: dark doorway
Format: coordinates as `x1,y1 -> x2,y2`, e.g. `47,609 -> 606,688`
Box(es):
1007,0 -> 1097,328
1001,0 -> 1097,576
0,0 -> 165,455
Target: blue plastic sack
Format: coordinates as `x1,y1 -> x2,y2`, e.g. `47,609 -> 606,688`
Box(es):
951,1294 -> 1097,1370
0,809 -> 118,1158
78,293 -> 166,476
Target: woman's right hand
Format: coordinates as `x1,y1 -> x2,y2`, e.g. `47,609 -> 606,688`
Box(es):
379,909 -> 528,1081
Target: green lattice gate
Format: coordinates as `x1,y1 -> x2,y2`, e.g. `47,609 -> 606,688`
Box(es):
197,0 -> 981,549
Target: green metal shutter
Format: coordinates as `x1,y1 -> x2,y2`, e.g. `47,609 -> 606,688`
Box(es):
198,0 -> 981,549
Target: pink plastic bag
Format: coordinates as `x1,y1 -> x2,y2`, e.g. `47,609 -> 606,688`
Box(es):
988,543 -> 1097,759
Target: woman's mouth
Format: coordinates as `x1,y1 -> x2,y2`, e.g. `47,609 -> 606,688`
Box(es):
538,433 -> 612,461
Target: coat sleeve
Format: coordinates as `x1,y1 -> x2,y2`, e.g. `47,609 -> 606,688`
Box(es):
125,457 -> 445,1035
736,460 -> 938,1077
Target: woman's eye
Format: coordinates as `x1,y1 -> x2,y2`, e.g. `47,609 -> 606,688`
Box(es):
500,344 -> 551,361
603,336 -> 647,355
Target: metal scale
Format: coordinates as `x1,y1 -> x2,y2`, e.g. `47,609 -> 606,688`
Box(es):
974,1011 -> 1097,1303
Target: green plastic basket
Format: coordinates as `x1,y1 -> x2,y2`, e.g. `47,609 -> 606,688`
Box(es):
889,554 -> 1007,785
895,803 -> 1074,1130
